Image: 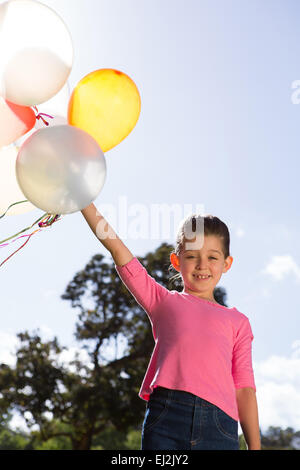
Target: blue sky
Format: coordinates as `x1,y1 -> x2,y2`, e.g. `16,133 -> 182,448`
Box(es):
1,0 -> 300,434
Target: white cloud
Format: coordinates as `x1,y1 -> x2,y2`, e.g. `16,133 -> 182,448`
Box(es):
0,331 -> 19,366
9,412 -> 31,434
38,325 -> 55,339
55,346 -> 93,373
262,255 -> 300,283
256,382 -> 300,432
0,327 -> 56,367
253,340 -> 300,433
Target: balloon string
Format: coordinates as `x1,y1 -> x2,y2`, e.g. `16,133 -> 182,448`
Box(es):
0,200 -> 29,220
33,106 -> 54,127
0,212 -> 61,245
0,210 -> 62,268
0,231 -> 40,267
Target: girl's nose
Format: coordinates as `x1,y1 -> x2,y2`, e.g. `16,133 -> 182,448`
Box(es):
195,260 -> 207,269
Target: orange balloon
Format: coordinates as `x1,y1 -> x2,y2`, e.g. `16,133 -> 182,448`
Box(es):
0,98 -> 36,147
68,69 -> 141,152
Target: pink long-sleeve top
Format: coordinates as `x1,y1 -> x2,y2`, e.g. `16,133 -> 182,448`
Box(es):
115,256 -> 256,421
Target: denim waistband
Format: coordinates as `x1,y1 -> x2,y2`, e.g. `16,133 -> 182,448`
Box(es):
151,386 -> 215,408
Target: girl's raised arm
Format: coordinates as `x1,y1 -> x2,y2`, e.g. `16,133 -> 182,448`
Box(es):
81,202 -> 134,267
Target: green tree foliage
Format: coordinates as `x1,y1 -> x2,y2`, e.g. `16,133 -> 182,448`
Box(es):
261,426 -> 300,450
0,413 -> 32,450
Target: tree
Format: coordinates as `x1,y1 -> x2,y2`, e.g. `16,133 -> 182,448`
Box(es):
0,332 -> 74,446
0,242 -> 228,450
0,413 -> 32,450
261,426 -> 298,450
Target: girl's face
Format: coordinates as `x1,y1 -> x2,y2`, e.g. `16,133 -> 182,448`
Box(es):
170,235 -> 233,302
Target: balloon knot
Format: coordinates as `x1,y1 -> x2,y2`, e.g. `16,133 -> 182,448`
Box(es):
33,106 -> 54,127
38,214 -> 61,228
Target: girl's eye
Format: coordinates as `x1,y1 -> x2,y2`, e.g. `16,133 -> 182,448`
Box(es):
186,256 -> 217,260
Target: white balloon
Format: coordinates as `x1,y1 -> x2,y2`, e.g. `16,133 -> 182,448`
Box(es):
16,125 -> 107,215
0,0 -> 73,106
0,146 -> 36,216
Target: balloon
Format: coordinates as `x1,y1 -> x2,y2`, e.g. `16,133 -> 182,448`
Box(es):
68,69 -> 141,152
0,146 -> 36,216
0,97 -> 36,147
0,0 -> 73,106
16,125 -> 107,215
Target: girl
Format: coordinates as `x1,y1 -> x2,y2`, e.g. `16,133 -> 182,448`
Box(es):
81,204 -> 260,450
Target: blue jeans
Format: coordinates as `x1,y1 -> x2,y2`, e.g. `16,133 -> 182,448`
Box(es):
141,387 -> 239,450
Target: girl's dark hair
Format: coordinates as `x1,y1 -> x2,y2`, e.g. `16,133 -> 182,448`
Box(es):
168,214 -> 231,285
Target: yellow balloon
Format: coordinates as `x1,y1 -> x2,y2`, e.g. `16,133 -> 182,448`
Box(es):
68,69 -> 141,152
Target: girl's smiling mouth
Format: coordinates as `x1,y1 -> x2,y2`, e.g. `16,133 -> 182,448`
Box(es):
193,274 -> 212,280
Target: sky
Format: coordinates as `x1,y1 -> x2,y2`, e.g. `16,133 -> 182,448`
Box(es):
0,0 -> 300,436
